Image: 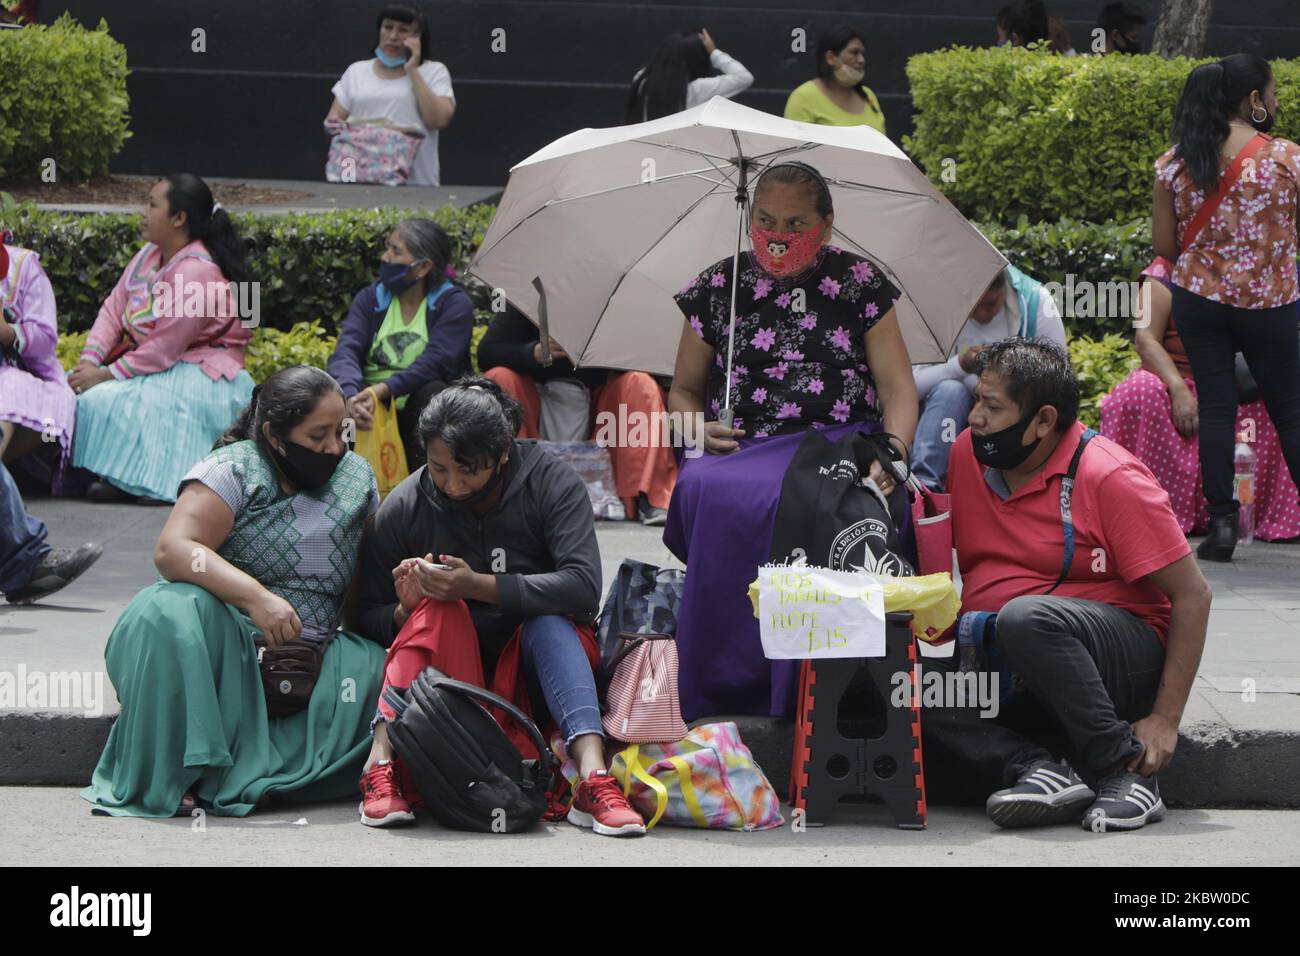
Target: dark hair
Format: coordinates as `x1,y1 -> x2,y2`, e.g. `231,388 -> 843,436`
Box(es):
625,33 -> 711,123
987,268 -> 1008,291
375,3 -> 430,65
215,365 -> 343,455
814,25 -> 868,102
1098,1 -> 1147,35
976,338 -> 1079,432
391,218 -> 456,290
753,162 -> 834,219
1173,54 -> 1273,193
996,4 -> 1014,32
160,173 -> 252,285
1047,18 -> 1073,54
416,375 -> 523,468
1004,0 -> 1049,47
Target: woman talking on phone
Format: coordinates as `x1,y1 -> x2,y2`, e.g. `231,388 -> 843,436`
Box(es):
355,377 -> 646,837
325,3 -> 456,186
1153,54 -> 1300,561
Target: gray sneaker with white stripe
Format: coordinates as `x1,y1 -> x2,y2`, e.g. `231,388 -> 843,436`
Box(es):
986,759 -> 1096,829
1081,771 -> 1165,832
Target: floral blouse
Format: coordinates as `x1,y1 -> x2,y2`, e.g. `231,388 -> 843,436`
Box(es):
1155,137 -> 1300,310
674,245 -> 899,437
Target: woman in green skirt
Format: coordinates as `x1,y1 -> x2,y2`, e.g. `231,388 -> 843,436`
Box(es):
82,365 -> 386,818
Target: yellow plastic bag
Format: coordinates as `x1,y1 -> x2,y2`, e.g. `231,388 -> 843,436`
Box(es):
352,387 -> 408,499
748,570 -> 959,643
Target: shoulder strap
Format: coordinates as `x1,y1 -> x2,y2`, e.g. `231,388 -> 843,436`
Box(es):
1180,133 -> 1271,254
1045,428 -> 1096,595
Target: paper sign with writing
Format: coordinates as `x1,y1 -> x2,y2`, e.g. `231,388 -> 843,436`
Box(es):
756,564 -> 886,660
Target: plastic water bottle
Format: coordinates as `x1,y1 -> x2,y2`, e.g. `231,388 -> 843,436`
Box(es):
1234,432 -> 1256,547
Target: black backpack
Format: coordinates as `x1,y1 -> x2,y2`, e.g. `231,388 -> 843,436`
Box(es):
382,667 -> 556,833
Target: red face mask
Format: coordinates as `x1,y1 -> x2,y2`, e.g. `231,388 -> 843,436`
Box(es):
749,222 -> 827,278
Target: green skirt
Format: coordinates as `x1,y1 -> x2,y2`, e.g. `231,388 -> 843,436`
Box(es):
81,581 -> 386,818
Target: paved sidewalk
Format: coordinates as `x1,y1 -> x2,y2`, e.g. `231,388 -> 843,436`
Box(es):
2,498 -> 1298,806
2,787 -> 1294,867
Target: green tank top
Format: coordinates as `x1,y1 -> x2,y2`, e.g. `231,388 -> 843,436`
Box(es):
362,297 -> 428,410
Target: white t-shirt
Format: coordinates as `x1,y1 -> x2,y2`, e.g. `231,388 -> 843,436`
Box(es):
331,59 -> 455,186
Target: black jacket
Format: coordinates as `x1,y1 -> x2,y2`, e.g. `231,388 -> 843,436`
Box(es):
358,440 -> 602,669
476,304 -> 608,389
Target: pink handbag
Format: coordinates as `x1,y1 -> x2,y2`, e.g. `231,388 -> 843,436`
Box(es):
910,477 -> 954,641
601,634 -> 689,744
324,118 -> 424,186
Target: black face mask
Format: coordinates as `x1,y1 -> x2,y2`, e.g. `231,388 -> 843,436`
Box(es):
273,438 -> 344,491
431,460 -> 505,509
971,405 -> 1043,471
1251,108 -> 1277,134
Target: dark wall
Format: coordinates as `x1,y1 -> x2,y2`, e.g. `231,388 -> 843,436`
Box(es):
44,0 -> 1300,186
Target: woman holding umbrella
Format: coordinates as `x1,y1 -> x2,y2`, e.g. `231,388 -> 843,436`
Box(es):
664,161 -> 917,720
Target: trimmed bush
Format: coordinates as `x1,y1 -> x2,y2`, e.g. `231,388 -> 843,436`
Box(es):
4,203 -> 498,334
0,15 -> 130,181
905,46 -> 1300,225
1069,332 -> 1140,429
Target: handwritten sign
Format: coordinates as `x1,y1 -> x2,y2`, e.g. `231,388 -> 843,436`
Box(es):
756,565 -> 886,660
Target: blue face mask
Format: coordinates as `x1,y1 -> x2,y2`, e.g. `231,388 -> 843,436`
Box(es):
375,45 -> 409,68
379,259 -> 428,294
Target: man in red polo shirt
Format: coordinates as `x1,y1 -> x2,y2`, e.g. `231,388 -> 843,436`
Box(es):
921,338 -> 1211,832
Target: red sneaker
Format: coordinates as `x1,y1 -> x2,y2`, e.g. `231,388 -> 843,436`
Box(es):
359,759 -> 415,827
568,771 -> 647,837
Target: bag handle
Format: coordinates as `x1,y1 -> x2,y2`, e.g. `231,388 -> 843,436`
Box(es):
615,744 -> 669,830
1045,428 -> 1096,595
1179,132 -> 1270,254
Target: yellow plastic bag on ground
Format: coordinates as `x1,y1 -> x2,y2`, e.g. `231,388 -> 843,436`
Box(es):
748,569 -> 959,643
352,387 -> 408,499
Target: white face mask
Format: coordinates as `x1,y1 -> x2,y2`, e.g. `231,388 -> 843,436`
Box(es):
832,62 -> 865,87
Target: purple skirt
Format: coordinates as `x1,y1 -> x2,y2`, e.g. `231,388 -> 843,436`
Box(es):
0,364 -> 75,476
664,420 -> 909,720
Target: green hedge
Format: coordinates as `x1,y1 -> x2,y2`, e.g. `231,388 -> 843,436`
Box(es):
905,46 -> 1300,225
0,15 -> 130,182
9,202 -> 1151,342
1069,333 -> 1139,429
5,203 -> 498,334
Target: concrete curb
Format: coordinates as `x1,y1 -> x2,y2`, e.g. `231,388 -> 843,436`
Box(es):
5,711 -> 1297,808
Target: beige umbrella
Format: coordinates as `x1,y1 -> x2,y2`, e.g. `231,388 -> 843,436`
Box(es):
469,96 -> 1006,421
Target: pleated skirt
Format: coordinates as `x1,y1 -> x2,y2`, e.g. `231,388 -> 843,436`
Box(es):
71,361 -> 254,501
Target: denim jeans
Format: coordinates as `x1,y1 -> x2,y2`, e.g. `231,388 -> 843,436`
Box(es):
519,614 -> 605,745
1172,285 -> 1300,518
919,596 -> 1165,802
912,379 -> 974,491
0,460 -> 49,594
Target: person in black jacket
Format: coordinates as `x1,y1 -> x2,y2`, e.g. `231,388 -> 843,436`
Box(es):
478,302 -> 678,525
327,219 -> 473,465
355,376 -> 647,836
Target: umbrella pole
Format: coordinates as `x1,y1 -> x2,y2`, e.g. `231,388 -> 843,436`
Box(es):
719,163 -> 748,430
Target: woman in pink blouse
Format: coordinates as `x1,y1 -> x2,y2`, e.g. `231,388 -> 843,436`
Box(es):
69,173 -> 255,504
1153,54 -> 1300,560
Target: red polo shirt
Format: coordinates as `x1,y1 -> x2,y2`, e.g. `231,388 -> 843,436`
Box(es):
948,422 -> 1191,642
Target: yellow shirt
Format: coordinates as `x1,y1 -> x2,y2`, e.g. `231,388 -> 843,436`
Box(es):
783,80 -> 886,135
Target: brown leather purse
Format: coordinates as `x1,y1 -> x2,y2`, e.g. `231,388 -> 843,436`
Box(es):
253,634 -> 334,718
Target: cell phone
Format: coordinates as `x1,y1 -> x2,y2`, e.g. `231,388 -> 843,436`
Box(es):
417,558 -> 452,572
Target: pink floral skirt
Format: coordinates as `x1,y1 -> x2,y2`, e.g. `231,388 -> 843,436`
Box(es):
1100,370 -> 1300,541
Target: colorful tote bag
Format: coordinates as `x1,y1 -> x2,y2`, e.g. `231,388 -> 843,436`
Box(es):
556,722 -> 784,831
325,119 -> 425,187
